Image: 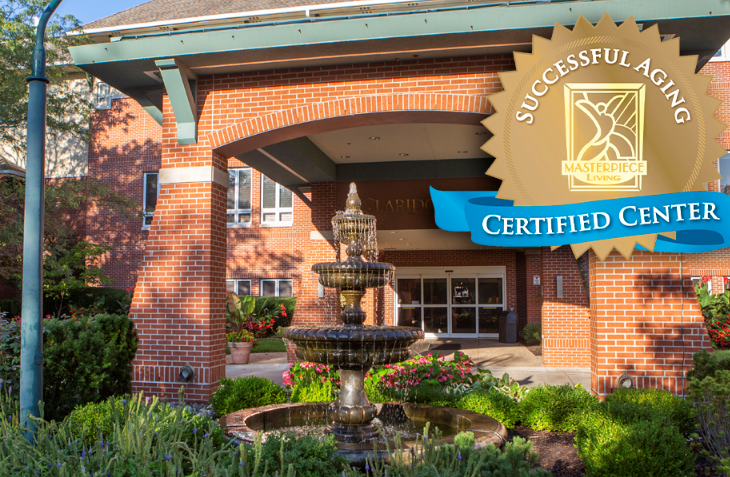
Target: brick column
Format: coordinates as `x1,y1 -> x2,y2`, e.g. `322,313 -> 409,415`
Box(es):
542,246 -> 591,367
589,250 -> 711,397
129,150 -> 228,403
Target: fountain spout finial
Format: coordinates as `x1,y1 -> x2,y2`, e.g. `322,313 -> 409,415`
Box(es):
345,182 -> 361,214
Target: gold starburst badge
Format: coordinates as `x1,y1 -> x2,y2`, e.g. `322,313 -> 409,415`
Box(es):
483,14 -> 725,259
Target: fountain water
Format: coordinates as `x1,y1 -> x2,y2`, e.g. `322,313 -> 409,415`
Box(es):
221,183 -> 507,463
285,183 -> 423,442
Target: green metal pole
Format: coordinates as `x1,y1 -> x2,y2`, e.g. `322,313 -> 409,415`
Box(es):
20,0 -> 63,438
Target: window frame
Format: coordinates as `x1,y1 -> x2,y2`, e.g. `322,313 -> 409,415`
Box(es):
142,171 -> 160,230
226,279 -> 252,296
227,167 -> 253,228
260,279 -> 294,297
260,175 -> 294,227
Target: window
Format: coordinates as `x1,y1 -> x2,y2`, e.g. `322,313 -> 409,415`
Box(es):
226,279 -> 251,296
711,40 -> 729,62
261,175 -> 293,226
260,279 -> 293,297
692,276 -> 712,294
228,168 -> 252,226
719,153 -> 730,195
143,172 -> 160,228
396,268 -> 505,336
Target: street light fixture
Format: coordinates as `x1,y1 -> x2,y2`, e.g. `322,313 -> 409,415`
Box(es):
20,0 -> 63,440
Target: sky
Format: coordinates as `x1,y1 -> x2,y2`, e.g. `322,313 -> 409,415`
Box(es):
55,0 -> 151,26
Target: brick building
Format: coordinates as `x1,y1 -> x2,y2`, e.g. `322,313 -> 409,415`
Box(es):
61,0 -> 730,402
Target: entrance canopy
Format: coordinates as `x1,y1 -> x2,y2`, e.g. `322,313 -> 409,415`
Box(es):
69,0 -> 730,192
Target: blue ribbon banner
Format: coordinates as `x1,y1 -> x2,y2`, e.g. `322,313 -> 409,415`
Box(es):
430,188 -> 730,253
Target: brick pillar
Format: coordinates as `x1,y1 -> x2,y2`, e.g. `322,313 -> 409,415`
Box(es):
542,246 -> 590,367
129,150 -> 227,403
589,250 -> 711,397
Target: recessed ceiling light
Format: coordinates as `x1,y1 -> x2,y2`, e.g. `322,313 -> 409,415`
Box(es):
399,238 -> 406,241
369,136 -> 380,140
476,131 -> 487,135
458,151 -> 468,154
390,231 -> 398,234
341,155 -> 350,159
399,153 -> 409,157
406,243 -> 411,246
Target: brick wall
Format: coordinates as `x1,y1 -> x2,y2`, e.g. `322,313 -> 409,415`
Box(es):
589,251 -> 710,396
542,247 -> 591,367
87,98 -> 162,290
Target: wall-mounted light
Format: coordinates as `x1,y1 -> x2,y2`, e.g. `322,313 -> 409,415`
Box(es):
179,364 -> 196,382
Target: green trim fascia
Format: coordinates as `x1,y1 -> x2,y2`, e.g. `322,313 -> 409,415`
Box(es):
155,58 -> 198,145
70,0 -> 730,66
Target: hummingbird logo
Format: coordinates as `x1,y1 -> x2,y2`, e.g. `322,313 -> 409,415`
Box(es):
562,83 -> 647,191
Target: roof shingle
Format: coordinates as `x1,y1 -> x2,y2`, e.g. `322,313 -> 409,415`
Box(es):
83,0 -> 360,30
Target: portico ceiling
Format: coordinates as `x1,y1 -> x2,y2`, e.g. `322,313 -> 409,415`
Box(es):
309,123 -> 490,164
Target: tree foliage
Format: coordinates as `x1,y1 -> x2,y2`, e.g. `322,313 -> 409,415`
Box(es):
0,0 -> 91,150
0,176 -> 141,306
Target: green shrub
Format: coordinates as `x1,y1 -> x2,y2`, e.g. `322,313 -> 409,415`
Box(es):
604,387 -> 696,435
521,322 -> 542,345
256,433 -> 347,477
351,425 -> 549,477
689,349 -> 730,382
43,313 -> 138,421
0,314 -> 137,421
67,393 -> 225,448
519,384 -> 599,432
254,297 -> 296,329
65,287 -> 130,315
0,317 -> 21,388
576,410 -> 695,477
689,370 -> 730,475
211,376 -> 286,415
0,390 -> 286,477
456,389 -> 522,428
290,381 -> 337,403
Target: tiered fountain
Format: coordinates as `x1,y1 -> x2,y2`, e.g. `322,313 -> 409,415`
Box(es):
221,183 -> 506,463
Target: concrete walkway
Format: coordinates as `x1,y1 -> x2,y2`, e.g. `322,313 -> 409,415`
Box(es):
227,338 -> 591,388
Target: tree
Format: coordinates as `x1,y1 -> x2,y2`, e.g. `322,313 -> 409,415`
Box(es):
0,0 -> 91,151
0,176 -> 141,314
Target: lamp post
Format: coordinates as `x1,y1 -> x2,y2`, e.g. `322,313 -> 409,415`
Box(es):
20,0 -> 63,438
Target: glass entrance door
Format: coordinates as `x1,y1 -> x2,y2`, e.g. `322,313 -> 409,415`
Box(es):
395,268 -> 505,338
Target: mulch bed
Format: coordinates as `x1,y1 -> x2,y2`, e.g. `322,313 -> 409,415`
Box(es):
508,426 -> 584,476
507,427 -> 722,477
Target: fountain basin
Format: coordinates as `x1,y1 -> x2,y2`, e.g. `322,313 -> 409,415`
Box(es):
283,325 -> 424,367
220,402 -> 507,466
313,261 -> 395,289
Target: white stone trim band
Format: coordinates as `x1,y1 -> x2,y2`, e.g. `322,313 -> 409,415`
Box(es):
158,166 -> 228,187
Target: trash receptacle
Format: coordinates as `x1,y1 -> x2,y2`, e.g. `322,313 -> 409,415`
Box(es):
498,310 -> 517,343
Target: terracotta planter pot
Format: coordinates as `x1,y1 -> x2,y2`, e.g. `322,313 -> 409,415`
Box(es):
225,354 -> 233,364
229,342 -> 253,364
